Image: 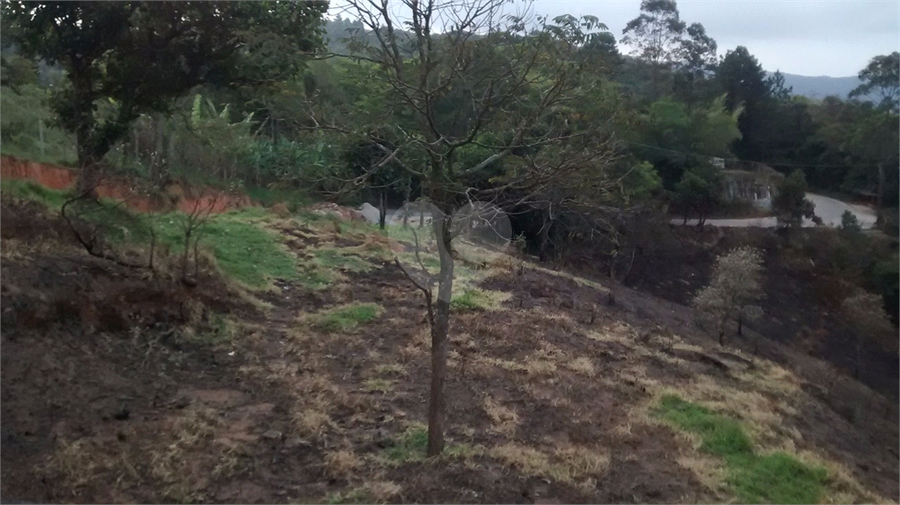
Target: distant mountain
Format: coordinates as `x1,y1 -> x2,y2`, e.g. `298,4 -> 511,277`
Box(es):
767,71 -> 869,101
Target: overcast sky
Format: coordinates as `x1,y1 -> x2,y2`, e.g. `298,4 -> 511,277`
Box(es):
529,0 -> 900,77
329,0 -> 899,77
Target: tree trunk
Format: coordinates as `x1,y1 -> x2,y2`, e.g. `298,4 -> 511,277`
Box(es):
379,190 -> 387,230
876,162 -> 884,225
427,213 -> 454,456
538,211 -> 551,262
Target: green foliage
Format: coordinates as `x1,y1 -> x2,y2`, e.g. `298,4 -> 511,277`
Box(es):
309,303 -> 382,332
839,210 -> 862,234
0,84 -> 76,165
244,186 -> 312,212
0,54 -> 38,89
243,138 -> 331,187
674,163 -> 722,224
654,395 -> 827,504
850,52 -> 899,112
773,170 -> 817,228
382,427 -> 429,464
715,46 -> 775,161
2,0 -> 326,176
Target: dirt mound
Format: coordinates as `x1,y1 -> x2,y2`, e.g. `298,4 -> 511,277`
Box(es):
1,155 -> 254,214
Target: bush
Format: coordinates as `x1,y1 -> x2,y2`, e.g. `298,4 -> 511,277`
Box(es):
839,210 -> 862,233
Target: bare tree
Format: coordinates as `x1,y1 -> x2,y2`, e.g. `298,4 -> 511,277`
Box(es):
693,246 -> 765,345
323,0 -> 622,455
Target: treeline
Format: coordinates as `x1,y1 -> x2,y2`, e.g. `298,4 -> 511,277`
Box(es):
0,1 -> 896,228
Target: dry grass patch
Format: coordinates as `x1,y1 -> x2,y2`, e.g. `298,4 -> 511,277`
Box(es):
676,454 -> 730,497
364,480 -> 403,503
45,407 -> 250,503
523,356 -> 557,376
489,443 -> 551,477
565,356 -> 596,377
373,363 -> 406,376
555,446 -> 610,478
482,396 -> 519,434
324,449 -> 362,479
292,407 -> 334,439
362,378 -> 393,394
489,443 -> 609,485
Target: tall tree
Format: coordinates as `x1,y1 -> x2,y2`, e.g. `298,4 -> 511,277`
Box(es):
1,1 -> 327,194
621,0 -> 685,98
716,46 -> 773,161
673,22 -> 717,108
330,0 -> 620,455
850,52 -> 899,113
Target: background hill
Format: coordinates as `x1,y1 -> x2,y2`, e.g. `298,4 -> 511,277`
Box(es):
766,71 -> 870,100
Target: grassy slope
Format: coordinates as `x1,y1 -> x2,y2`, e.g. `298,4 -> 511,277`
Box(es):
3,180 -> 893,504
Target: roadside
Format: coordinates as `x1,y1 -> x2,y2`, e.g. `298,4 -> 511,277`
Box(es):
673,193 -> 878,229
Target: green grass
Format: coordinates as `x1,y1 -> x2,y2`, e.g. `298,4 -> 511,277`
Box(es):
309,303 -> 382,332
450,289 -> 488,312
654,395 -> 752,456
2,181 -> 298,289
313,248 -> 374,273
382,427 -> 429,464
653,395 -> 827,504
1,179 -> 72,208
152,209 -> 299,288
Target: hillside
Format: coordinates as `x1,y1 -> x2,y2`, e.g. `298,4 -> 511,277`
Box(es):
1,172 -> 897,504
767,71 -> 871,101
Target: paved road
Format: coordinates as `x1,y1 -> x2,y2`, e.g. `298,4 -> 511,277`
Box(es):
674,193 -> 877,229
362,194 -> 878,230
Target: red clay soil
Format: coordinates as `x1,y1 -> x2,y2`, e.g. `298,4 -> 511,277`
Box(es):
0,155 -> 253,214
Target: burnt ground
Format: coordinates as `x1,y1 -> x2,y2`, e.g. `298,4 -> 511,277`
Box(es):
604,225 -> 899,400
1,197 -> 898,503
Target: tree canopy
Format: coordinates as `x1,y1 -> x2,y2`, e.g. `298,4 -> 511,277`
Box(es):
1,1 -> 327,192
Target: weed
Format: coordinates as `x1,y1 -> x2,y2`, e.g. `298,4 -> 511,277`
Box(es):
309,303 -> 383,332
